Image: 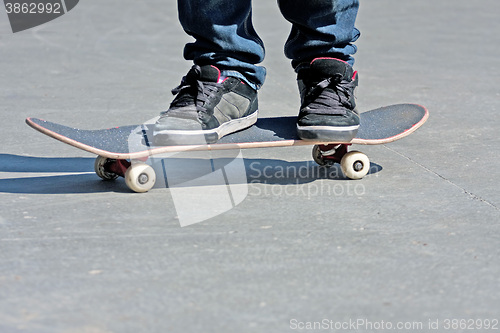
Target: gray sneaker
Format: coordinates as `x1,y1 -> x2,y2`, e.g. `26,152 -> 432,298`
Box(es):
296,58 -> 360,142
154,65 -> 258,145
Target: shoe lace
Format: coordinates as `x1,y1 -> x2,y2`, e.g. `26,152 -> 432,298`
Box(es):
169,66 -> 222,117
303,74 -> 356,115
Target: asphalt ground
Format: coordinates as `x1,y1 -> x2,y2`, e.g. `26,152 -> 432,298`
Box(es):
1,1 -> 499,332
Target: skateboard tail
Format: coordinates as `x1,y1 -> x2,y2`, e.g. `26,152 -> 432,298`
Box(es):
355,104 -> 429,144
26,117 -> 132,159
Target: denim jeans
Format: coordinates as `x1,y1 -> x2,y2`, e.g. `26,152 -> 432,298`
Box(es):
178,0 -> 360,90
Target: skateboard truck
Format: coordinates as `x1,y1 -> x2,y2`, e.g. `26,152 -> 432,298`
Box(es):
94,156 -> 156,192
312,143 -> 370,179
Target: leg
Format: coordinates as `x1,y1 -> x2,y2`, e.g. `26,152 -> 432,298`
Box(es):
277,0 -> 360,69
178,0 -> 266,89
278,0 -> 361,142
153,0 -> 262,144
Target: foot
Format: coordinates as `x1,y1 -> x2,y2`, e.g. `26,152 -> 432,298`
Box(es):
296,58 -> 360,142
154,65 -> 258,145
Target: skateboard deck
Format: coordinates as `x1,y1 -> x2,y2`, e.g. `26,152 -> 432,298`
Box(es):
26,103 -> 428,192
26,104 -> 428,159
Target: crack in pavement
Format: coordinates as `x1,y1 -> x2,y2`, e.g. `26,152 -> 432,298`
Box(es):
383,145 -> 500,211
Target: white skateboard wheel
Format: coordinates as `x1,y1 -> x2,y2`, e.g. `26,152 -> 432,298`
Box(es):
124,163 -> 156,193
340,151 -> 370,180
94,156 -> 119,180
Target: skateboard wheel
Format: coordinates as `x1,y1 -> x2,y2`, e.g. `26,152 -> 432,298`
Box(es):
125,163 -> 156,193
340,151 -> 370,180
94,156 -> 119,180
312,145 -> 334,167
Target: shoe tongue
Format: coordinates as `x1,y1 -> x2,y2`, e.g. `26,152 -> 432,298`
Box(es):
198,65 -> 221,82
310,58 -> 353,80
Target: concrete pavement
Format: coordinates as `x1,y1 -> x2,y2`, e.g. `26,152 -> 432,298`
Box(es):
1,1 -> 499,332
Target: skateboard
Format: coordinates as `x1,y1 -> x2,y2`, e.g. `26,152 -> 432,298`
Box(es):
26,103 -> 428,193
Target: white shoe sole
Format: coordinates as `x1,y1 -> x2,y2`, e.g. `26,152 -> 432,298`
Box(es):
297,124 -> 359,142
155,111 -> 258,145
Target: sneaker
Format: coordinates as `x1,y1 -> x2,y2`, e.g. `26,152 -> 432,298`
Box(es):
154,65 -> 258,144
296,58 -> 360,142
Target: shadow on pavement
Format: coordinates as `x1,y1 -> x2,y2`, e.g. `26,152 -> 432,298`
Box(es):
0,153 -> 125,194
0,154 -> 382,194
0,154 -> 94,173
